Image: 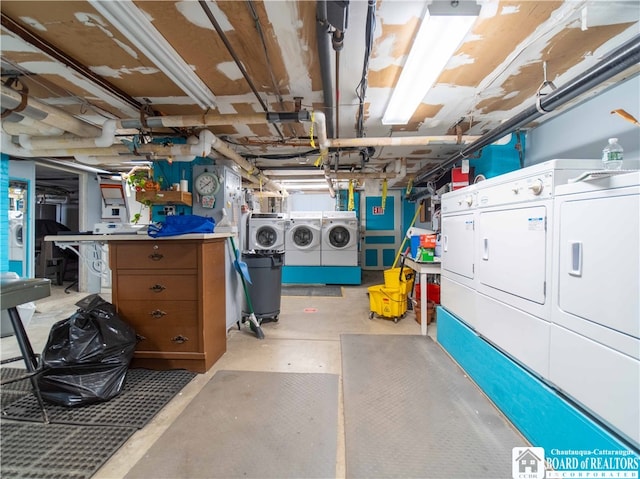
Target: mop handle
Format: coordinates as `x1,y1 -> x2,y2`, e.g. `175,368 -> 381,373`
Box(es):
392,203 -> 422,269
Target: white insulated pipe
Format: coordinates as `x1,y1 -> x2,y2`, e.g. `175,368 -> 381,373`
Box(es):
1,84 -> 101,137
2,117 -> 65,136
210,134 -> 285,195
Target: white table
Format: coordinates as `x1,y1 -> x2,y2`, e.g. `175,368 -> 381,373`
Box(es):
402,256 -> 441,336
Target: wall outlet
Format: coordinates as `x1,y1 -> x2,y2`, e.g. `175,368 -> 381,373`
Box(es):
163,206 -> 176,216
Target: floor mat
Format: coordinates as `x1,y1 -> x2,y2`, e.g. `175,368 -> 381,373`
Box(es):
2,368 -> 196,427
341,334 -> 527,479
1,368 -> 196,479
281,285 -> 343,297
125,370 -> 340,479
1,422 -> 136,479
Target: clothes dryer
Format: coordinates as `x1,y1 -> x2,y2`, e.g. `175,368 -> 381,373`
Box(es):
548,171 -> 639,448
285,211 -> 322,265
321,211 -> 358,266
248,213 -> 287,251
471,159 -> 603,378
440,184 -> 478,329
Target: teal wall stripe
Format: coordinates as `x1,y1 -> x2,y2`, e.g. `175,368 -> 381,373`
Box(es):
365,236 -> 395,244
282,265 -> 361,285
437,307 -> 639,461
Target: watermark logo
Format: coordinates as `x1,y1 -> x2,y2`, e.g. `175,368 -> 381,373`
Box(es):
513,447 -> 546,479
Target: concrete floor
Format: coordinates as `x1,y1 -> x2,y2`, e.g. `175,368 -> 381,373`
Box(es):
1,271 -> 437,478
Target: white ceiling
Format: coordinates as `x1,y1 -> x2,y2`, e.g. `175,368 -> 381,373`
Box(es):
1,0 -> 639,193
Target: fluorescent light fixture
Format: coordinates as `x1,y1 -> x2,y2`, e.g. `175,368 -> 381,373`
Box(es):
382,2 -> 479,125
89,0 -> 216,110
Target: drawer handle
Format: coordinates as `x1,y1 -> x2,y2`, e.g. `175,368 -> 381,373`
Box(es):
136,334 -> 147,342
149,309 -> 167,318
149,252 -> 164,261
171,335 -> 189,344
150,284 -> 166,293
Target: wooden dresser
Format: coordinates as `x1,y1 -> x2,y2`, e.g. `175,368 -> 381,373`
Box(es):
109,237 -> 227,373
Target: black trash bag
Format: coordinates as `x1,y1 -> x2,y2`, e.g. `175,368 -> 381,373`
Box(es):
37,294 -> 137,407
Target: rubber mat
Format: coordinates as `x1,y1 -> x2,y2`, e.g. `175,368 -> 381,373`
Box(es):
1,421 -> 136,479
281,285 -> 343,297
2,368 -> 196,426
125,370 -> 340,479
341,334 -> 528,479
1,367 -> 33,409
1,368 -> 196,479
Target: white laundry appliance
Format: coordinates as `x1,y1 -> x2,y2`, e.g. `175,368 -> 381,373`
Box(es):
548,171 -> 639,448
9,211 -> 24,261
468,159 -> 603,378
440,184 -> 479,329
285,211 -> 322,266
248,213 -> 287,251
321,211 -> 358,266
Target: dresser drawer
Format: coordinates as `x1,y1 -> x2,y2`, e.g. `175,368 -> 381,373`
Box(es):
116,273 -> 197,301
118,300 -> 199,352
114,242 -> 197,270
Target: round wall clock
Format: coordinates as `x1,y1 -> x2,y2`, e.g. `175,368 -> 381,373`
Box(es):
194,171 -> 220,196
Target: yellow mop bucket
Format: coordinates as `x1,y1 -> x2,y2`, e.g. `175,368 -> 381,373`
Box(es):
368,285 -> 408,322
383,267 -> 414,296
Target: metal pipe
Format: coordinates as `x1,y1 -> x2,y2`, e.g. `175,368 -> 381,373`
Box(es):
316,0 -> 335,138
328,135 -> 481,148
410,33 -> 640,195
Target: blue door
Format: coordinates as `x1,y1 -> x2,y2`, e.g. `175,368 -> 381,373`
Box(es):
361,191 -> 403,270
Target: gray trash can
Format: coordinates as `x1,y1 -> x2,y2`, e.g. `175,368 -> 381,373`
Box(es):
242,250 -> 284,322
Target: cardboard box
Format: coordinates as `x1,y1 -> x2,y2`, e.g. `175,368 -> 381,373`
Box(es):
418,247 -> 435,262
420,234 -> 436,248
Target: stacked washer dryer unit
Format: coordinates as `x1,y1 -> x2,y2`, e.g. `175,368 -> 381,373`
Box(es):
285,211 -> 322,266
321,211 -> 358,266
549,171 -> 639,449
248,213 -> 288,251
441,159 -> 603,379
472,159 -> 602,378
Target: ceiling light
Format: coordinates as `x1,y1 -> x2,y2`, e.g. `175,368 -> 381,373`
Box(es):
89,0 -> 216,110
382,1 -> 480,125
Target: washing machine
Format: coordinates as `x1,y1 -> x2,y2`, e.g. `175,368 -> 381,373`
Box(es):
285,211 -> 322,266
321,211 -> 358,266
548,171 -> 639,448
9,211 -> 24,261
470,158 -> 603,378
248,213 -> 287,251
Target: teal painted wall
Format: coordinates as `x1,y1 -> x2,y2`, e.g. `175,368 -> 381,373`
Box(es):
0,154 -> 9,273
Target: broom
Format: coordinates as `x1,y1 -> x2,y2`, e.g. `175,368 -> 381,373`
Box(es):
229,236 -> 264,340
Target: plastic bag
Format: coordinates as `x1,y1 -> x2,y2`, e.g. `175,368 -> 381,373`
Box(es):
147,214 -> 215,238
37,294 -> 137,407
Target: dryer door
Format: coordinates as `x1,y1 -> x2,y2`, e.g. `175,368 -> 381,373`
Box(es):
290,224 -> 320,250
254,225 -> 279,249
325,224 -> 354,250
478,205 -> 547,305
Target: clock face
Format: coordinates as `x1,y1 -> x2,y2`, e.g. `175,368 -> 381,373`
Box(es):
194,172 -> 219,195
